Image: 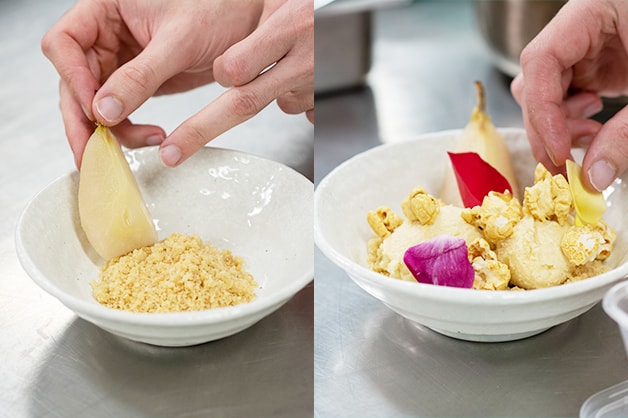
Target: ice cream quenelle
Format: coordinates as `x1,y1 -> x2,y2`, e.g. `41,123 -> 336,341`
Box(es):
367,163 -> 616,290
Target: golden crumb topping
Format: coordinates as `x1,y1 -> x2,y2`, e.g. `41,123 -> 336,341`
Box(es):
92,233 -> 256,313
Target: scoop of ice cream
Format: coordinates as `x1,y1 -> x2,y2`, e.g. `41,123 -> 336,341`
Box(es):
496,215 -> 570,289
374,205 -> 482,280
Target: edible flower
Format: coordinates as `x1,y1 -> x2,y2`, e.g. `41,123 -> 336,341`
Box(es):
403,235 -> 474,288
448,151 -> 513,208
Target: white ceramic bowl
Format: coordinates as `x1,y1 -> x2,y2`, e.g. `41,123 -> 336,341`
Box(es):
603,280 -> 628,357
315,128 -> 628,342
16,147 -> 313,347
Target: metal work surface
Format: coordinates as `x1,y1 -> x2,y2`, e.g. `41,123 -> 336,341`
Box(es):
314,2 -> 628,417
0,0 -> 314,416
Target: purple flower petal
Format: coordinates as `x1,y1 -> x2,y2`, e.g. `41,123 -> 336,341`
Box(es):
403,235 -> 475,288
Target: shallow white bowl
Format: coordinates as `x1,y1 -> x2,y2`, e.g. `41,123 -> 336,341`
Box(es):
17,147 -> 313,347
315,128 -> 628,342
603,280 -> 628,357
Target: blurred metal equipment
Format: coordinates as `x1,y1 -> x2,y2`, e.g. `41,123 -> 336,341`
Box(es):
315,0 -> 410,94
474,0 -> 567,76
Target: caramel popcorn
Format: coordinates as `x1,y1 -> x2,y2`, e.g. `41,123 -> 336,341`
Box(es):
462,191 -> 522,245
468,238 -> 511,290
561,222 -> 616,265
523,163 -> 572,224
401,187 -> 440,225
367,206 -> 403,238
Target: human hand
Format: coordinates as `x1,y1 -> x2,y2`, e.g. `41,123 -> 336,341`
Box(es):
42,0 -> 264,168
157,0 -> 314,167
511,0 -> 628,191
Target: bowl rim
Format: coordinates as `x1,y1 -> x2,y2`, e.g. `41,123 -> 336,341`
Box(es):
314,128 -> 628,305
603,279 -> 628,326
15,146 -> 314,327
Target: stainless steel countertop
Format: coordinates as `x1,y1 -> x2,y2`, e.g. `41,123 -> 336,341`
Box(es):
0,0 -> 313,417
314,2 -> 628,417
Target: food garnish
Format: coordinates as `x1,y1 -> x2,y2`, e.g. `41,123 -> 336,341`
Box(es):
403,235 -> 475,288
440,81 -> 519,206
448,151 -> 513,208
565,160 -> 607,226
78,124 -> 158,260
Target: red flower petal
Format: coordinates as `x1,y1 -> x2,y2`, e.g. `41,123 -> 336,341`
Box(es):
448,152 -> 513,208
403,235 -> 475,288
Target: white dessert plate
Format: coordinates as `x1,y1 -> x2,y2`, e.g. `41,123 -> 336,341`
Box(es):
16,147 -> 313,347
315,128 -> 628,342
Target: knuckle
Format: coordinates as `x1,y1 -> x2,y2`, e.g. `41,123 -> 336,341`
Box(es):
119,61 -> 157,93
179,123 -> 208,148
217,53 -> 250,86
229,89 -> 264,119
40,32 -> 54,57
276,91 -> 311,115
276,95 -> 297,114
519,47 -> 534,68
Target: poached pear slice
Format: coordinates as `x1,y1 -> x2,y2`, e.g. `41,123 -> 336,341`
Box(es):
440,81 -> 520,206
565,160 -> 607,226
78,125 -> 158,260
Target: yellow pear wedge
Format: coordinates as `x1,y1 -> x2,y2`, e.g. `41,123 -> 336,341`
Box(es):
440,81 -> 520,206
566,160 -> 606,226
78,125 -> 158,260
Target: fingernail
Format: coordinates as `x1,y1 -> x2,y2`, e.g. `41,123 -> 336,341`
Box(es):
96,96 -> 123,123
584,101 -> 603,118
587,159 -> 617,191
573,135 -> 593,148
146,134 -> 164,146
160,144 -> 182,167
544,146 -> 558,166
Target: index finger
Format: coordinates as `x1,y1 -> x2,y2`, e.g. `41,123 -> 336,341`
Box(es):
159,59 -> 293,167
518,1 -> 603,168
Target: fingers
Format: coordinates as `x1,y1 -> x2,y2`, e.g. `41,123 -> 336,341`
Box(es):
158,1 -> 314,167
59,78 -> 166,169
582,106 -> 628,191
563,91 -> 603,119
110,120 -> 166,149
512,73 -> 602,170
213,0 -> 306,88
92,31 -> 198,126
159,58 -> 295,167
59,79 -> 96,169
513,0 -> 602,170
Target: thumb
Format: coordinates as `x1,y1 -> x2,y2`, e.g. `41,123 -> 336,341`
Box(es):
582,107 -> 628,191
91,34 -> 193,126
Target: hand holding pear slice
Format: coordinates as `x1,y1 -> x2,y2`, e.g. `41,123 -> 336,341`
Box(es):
565,160 -> 607,226
78,125 -> 158,260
